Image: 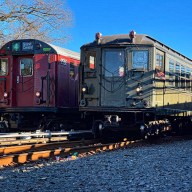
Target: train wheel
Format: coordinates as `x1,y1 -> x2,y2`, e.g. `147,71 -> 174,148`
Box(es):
92,120 -> 103,139
0,121 -> 9,133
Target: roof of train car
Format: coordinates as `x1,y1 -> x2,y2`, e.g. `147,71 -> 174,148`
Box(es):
81,34 -> 192,62
48,43 -> 80,60
0,39 -> 80,60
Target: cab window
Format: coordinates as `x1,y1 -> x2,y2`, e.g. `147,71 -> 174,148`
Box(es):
132,50 -> 148,70
0,58 -> 8,76
103,49 -> 125,77
155,50 -> 165,79
20,58 -> 33,76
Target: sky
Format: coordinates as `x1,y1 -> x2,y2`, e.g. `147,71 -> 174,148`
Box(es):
64,0 -> 192,59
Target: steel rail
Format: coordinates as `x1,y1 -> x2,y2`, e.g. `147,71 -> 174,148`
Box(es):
0,136 -> 68,146
0,130 -> 92,138
0,140 -> 141,166
0,140 -> 97,155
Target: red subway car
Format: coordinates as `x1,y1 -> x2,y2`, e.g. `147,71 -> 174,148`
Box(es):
0,39 -> 80,131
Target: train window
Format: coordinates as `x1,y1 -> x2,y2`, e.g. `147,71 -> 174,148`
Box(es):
70,62 -> 75,78
103,49 -> 125,77
186,67 -> 191,91
155,51 -> 165,79
181,65 -> 186,89
132,50 -> 148,70
20,58 -> 33,76
175,63 -> 180,88
169,60 -> 174,86
0,58 -> 8,76
86,52 -> 96,70
181,65 -> 185,77
89,55 -> 95,69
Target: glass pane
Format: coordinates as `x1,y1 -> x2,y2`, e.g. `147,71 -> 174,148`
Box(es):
155,53 -> 165,79
169,60 -> 174,74
86,52 -> 96,70
20,58 -> 33,76
0,58 -> 8,76
169,60 -> 174,86
132,50 -> 148,70
103,49 -> 125,77
186,67 -> 191,79
181,65 -> 185,77
89,56 -> 95,69
70,62 -> 75,78
175,63 -> 180,87
156,54 -> 163,70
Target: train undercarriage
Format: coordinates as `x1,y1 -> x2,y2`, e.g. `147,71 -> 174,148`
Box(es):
83,109 -> 192,139
0,108 -> 85,133
0,107 -> 191,141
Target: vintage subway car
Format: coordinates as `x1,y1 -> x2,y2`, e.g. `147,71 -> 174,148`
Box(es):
79,31 -> 192,138
0,39 -> 80,131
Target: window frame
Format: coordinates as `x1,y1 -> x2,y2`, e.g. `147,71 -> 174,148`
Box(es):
155,50 -> 165,79
20,58 -> 33,77
103,49 -> 125,77
132,50 -> 149,71
0,58 -> 8,76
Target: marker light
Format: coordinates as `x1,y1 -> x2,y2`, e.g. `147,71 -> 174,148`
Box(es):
35,91 -> 41,98
4,92 -> 8,98
95,32 -> 102,40
136,83 -> 142,92
82,84 -> 88,93
129,30 -> 136,39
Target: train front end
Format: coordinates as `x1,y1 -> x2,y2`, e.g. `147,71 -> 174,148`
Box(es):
79,32 -> 173,138
0,39 -> 80,131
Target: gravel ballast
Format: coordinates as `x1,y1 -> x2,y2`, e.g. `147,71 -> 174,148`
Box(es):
0,140 -> 191,192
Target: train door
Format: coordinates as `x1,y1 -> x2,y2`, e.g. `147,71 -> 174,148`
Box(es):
0,57 -> 10,105
101,49 -> 126,107
14,56 -> 34,106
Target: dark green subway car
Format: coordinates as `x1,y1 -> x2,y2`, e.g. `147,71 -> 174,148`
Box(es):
79,31 -> 192,138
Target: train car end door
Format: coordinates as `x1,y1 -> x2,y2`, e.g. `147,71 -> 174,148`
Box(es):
15,56 -> 34,106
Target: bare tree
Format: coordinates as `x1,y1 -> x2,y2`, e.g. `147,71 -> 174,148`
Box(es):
0,0 -> 73,46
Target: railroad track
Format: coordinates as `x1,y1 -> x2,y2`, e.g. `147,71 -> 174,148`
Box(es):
1,134 -> 191,167
0,139 -> 142,167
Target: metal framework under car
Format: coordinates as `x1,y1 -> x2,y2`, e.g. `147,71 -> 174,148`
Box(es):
79,31 -> 192,138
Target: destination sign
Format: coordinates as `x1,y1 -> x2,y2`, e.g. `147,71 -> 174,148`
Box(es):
22,41 -> 34,51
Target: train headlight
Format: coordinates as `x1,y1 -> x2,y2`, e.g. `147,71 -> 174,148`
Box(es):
136,87 -> 141,92
136,83 -> 143,96
82,84 -> 88,94
4,92 -> 8,98
35,91 -> 41,98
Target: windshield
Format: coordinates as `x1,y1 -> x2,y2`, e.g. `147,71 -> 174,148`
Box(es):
103,49 -> 125,77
